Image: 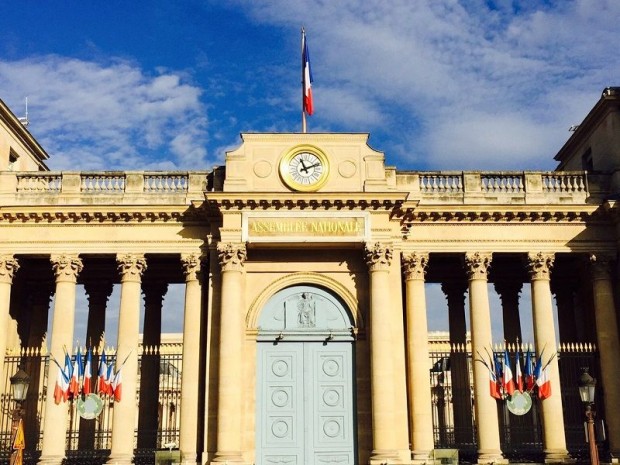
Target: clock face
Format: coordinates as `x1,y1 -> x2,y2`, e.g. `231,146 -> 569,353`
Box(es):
280,147 -> 329,191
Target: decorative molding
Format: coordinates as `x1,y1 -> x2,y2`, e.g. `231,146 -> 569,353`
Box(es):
364,242 -> 393,271
181,253 -> 203,281
116,254 -> 147,283
217,242 -> 247,271
589,253 -> 613,281
401,252 -> 428,280
0,255 -> 19,284
527,252 -> 555,280
464,252 -> 492,279
50,254 -> 83,282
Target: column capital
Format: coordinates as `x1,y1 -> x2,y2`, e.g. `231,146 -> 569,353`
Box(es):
527,252 -> 554,280
364,242 -> 393,271
401,252 -> 428,280
493,279 -> 523,301
50,254 -> 83,283
217,243 -> 246,271
181,253 -> 203,281
464,252 -> 492,280
84,279 -> 114,303
142,280 -> 168,305
116,254 -> 147,283
0,255 -> 19,284
589,253 -> 613,281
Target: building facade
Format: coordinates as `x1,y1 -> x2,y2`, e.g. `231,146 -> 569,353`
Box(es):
0,87 -> 619,465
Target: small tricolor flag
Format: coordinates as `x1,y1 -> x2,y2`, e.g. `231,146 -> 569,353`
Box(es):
503,350 -> 515,396
524,349 -> 535,391
302,30 -> 313,116
98,349 -> 109,395
515,349 -> 523,393
536,362 -> 552,400
83,348 -> 93,395
111,367 -> 122,402
489,365 -> 502,399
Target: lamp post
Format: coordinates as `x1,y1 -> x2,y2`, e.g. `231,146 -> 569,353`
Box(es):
578,367 -> 599,465
9,367 -> 30,465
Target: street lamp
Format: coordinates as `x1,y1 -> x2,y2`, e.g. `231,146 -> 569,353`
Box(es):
9,367 -> 30,465
578,367 -> 599,465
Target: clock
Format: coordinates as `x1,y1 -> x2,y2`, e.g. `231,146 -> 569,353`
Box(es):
279,146 -> 330,192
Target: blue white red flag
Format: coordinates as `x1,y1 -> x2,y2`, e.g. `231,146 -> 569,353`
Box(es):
83,348 -> 93,395
53,354 -> 71,404
111,367 -> 122,402
515,349 -> 523,392
503,350 -> 515,395
69,348 -> 83,397
489,365 -> 502,399
536,360 -> 552,399
302,30 -> 314,116
98,349 -> 108,395
524,349 -> 535,391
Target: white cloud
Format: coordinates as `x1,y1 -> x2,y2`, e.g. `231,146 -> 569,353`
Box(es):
0,56 -> 210,170
228,0 -> 620,169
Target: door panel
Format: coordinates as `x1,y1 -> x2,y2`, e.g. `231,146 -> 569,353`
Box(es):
257,342 -> 355,465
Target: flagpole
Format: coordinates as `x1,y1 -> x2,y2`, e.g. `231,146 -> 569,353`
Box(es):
301,27 -> 307,133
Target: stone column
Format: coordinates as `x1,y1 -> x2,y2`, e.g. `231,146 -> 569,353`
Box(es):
493,279 -> 523,344
365,243 -> 400,463
78,279 -> 113,450
0,255 -> 19,383
39,255 -> 83,465
527,252 -> 568,462
107,254 -> 147,465
589,254 -> 620,457
179,253 -> 203,464
402,252 -> 434,461
137,280 -> 167,448
551,280 -> 578,343
213,243 -> 246,463
465,252 -> 505,464
442,279 -> 474,445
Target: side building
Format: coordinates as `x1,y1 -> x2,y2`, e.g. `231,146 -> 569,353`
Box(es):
0,88 -> 619,465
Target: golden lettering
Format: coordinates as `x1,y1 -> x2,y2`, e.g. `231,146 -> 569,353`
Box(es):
248,217 -> 364,238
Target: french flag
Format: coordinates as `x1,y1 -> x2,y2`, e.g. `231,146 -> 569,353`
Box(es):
536,363 -> 552,399
302,30 -> 314,116
83,348 -> 93,395
98,349 -> 108,395
53,354 -> 72,404
112,367 -> 122,402
524,350 -> 535,391
105,362 -> 114,396
489,365 -> 502,399
69,348 -> 83,398
503,350 -> 516,396
515,350 -> 523,392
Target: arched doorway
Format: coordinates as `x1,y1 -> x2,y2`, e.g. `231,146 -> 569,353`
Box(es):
256,284 -> 357,465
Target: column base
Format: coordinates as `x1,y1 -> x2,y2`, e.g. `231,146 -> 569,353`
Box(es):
212,451 -> 246,462
369,449 -> 408,465
477,449 -> 507,465
543,448 -> 572,463
411,449 -> 432,463
106,453 -> 133,465
180,450 -> 198,465
37,455 -> 65,465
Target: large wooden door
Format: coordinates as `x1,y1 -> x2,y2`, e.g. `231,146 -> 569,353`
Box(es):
257,341 -> 356,465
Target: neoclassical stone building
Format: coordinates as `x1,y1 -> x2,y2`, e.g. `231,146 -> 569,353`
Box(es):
0,88 -> 619,465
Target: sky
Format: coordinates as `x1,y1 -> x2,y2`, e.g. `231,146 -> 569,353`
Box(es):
0,0 -> 619,173
1,0 -> 596,346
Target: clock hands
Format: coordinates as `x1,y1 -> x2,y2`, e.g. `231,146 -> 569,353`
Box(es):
298,159 -> 321,175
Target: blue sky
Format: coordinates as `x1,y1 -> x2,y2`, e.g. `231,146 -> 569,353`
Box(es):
1,0 -> 619,173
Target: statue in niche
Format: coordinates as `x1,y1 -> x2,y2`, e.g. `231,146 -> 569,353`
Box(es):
296,292 -> 316,328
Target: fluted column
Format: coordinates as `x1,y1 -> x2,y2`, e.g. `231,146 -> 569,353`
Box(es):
179,253 -> 203,464
402,252 -> 434,461
39,255 -> 83,465
527,252 -> 568,462
465,252 -> 505,464
493,279 -> 523,344
107,254 -> 147,465
137,280 -> 167,448
442,279 -> 474,445
365,242 -> 400,463
0,255 -> 19,384
590,254 -> 620,457
213,243 -> 246,463
78,279 -> 113,450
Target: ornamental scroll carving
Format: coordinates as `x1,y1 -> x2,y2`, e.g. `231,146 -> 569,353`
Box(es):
527,252 -> 554,280
0,255 -> 19,284
217,242 -> 247,271
364,242 -> 393,271
464,252 -> 492,279
401,252 -> 429,280
589,254 -> 613,281
116,254 -> 147,282
50,254 -> 83,282
181,253 -> 203,281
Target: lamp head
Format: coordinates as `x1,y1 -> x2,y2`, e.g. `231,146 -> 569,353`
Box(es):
578,367 -> 596,404
10,368 -> 30,402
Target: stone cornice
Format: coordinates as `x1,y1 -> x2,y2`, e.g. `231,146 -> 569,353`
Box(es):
0,205 -> 203,224
204,192 -> 410,213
